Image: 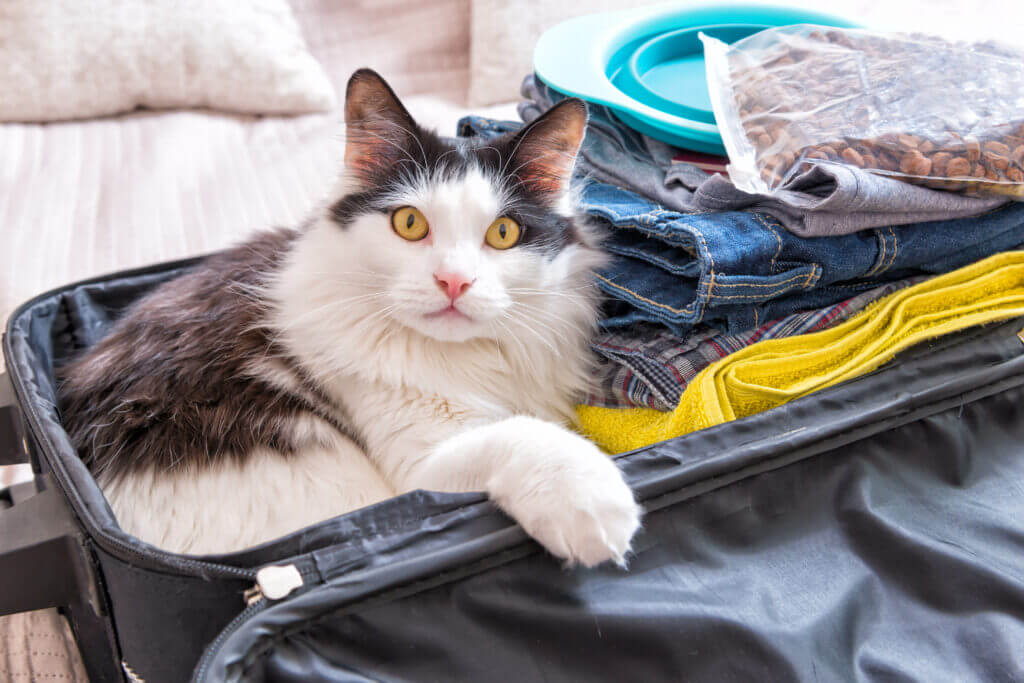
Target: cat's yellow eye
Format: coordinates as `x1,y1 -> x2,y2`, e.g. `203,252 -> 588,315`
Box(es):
485,216 -> 521,250
391,206 -> 429,241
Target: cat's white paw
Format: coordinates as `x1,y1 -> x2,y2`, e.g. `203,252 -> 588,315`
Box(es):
488,427 -> 641,568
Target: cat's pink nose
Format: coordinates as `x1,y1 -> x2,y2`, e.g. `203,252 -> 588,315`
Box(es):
434,271 -> 474,301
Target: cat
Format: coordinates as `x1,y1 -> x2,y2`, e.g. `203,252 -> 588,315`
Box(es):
59,69 -> 641,566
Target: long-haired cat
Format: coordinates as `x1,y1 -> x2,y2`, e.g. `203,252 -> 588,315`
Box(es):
59,69 -> 640,566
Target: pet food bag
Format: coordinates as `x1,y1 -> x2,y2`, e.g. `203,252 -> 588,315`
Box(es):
702,25 -> 1024,199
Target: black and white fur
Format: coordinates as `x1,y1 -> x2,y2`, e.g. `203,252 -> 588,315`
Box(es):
59,70 -> 641,565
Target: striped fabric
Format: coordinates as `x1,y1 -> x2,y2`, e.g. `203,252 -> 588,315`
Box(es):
585,279 -> 923,411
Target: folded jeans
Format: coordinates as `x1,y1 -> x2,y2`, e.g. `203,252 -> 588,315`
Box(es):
584,182 -> 1024,335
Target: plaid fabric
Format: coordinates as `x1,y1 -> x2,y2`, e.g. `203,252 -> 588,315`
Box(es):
585,278 -> 924,411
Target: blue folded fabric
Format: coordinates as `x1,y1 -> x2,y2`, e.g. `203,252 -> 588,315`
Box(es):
458,117 -> 1024,335
585,184 -> 1024,334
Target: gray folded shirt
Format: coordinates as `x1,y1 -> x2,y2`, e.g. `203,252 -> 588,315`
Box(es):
520,75 -> 1009,237
687,164 -> 1008,237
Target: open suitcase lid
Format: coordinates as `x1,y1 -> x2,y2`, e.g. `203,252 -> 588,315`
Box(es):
4,258 -> 1024,682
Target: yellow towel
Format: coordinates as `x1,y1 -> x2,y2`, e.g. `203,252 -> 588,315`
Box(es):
579,251 -> 1024,454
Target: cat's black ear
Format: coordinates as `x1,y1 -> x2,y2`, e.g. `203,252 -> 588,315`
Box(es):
344,69 -> 418,185
508,98 -> 588,199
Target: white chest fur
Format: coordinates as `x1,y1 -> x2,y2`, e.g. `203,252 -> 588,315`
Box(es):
102,435 -> 395,555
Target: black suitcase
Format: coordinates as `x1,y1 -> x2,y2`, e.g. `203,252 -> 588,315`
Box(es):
3,254 -> 1024,682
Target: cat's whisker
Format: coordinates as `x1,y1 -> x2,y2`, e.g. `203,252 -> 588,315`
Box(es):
510,316 -> 568,353
508,284 -> 597,294
259,293 -> 389,351
493,316 -> 540,375
510,299 -> 583,326
471,145 -> 503,163
490,319 -> 519,367
351,303 -> 399,331
501,310 -> 560,356
507,289 -> 594,306
375,322 -> 402,350
297,270 -> 384,280
264,298 -> 366,338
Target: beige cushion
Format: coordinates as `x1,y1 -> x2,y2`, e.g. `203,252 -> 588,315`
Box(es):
467,0 -> 643,106
0,0 -> 336,122
290,0 -> 472,105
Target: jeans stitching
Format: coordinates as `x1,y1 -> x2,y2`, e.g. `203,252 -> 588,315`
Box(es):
753,213 -> 783,274
596,275 -> 696,315
709,271 -> 815,289
870,232 -> 887,277
866,230 -> 889,277
803,264 -> 821,289
708,283 -> 812,300
693,227 -> 715,322
886,226 -> 899,272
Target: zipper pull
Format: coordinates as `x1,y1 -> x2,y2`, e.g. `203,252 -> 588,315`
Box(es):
244,564 -> 303,606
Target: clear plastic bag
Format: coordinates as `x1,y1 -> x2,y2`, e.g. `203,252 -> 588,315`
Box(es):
702,25 -> 1024,199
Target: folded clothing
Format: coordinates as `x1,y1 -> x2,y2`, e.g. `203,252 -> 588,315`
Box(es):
460,117 -> 1024,336
577,250 -> 1024,454
583,182 -> 1024,335
693,168 -> 1009,238
518,74 -> 1008,237
587,278 -> 922,411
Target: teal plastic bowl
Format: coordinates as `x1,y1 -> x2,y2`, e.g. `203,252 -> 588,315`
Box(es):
534,3 -> 860,154
619,24 -> 763,122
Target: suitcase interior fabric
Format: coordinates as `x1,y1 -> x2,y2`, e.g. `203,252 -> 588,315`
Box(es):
4,256 -> 1024,682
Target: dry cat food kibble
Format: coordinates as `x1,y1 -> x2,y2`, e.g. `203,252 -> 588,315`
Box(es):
703,26 -> 1024,199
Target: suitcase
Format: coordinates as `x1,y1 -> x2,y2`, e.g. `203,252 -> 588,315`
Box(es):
3,254 -> 1024,682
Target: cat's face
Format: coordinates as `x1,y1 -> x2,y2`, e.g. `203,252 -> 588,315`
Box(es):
325,69 -> 603,344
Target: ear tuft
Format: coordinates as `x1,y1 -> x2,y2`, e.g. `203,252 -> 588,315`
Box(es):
509,98 -> 588,199
344,69 -> 418,186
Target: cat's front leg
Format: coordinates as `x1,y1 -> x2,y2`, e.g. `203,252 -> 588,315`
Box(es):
405,416 -> 641,567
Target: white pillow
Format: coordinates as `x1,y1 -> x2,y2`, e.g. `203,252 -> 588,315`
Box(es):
0,0 -> 336,122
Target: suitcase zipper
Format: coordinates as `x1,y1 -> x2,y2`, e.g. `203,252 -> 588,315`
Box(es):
243,564 -> 304,605
194,563 -> 307,681
193,595 -> 269,682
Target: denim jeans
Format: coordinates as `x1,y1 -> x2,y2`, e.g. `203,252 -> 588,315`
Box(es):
458,117 -> 1024,335
585,183 -> 1024,334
